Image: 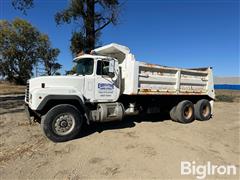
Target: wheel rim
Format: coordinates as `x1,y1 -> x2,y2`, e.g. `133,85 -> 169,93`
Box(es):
52,113 -> 75,136
183,105 -> 193,119
202,105 -> 210,117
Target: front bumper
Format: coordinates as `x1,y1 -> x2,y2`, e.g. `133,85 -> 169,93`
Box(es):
24,103 -> 34,124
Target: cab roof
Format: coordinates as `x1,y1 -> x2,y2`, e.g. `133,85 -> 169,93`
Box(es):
73,54 -> 110,62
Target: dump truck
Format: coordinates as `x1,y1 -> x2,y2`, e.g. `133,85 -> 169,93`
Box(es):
25,43 -> 215,142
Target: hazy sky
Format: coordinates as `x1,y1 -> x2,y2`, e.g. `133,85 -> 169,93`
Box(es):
1,0 -> 239,76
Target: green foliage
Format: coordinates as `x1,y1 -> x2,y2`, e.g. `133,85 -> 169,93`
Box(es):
70,32 -> 86,55
11,0 -> 122,73
38,35 -> 62,75
55,0 -> 120,55
216,95 -> 235,102
66,65 -> 77,75
55,72 -> 61,76
0,18 -> 61,85
0,18 -> 39,84
11,0 -> 34,14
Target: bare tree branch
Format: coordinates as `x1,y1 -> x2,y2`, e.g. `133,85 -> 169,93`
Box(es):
95,19 -> 111,33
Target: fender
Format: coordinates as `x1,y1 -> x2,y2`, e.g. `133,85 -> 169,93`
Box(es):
36,94 -> 91,124
36,95 -> 85,112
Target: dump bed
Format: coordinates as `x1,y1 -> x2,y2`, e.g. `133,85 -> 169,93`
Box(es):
137,62 -> 214,98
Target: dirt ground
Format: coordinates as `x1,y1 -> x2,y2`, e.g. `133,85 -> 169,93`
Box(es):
0,81 -> 25,95
0,97 -> 239,179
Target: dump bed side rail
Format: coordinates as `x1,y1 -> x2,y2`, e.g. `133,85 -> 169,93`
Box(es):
136,62 -> 214,99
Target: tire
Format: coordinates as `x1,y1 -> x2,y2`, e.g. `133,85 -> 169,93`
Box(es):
41,104 -> 83,142
176,100 -> 195,123
170,106 -> 178,122
194,99 -> 211,121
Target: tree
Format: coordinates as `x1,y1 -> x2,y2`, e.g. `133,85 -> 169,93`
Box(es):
55,0 -> 120,54
0,18 -> 61,84
11,0 -> 122,75
69,31 -> 86,55
12,0 -> 34,15
38,35 -> 62,76
11,0 -> 121,55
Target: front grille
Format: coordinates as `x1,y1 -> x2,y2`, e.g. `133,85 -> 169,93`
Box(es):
25,82 -> 29,102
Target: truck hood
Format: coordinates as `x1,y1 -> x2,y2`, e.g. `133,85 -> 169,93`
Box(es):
29,75 -> 84,94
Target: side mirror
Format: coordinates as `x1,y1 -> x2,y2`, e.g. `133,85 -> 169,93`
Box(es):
109,60 -> 115,73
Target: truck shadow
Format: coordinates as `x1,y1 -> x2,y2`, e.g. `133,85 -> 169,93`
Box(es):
77,112 -> 170,139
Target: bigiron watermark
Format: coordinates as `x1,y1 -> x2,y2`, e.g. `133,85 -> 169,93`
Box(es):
181,161 -> 238,179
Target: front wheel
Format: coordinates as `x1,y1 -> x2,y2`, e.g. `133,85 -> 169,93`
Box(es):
41,104 -> 83,142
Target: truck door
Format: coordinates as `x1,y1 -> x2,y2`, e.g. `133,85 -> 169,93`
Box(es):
95,59 -> 120,102
76,58 -> 95,101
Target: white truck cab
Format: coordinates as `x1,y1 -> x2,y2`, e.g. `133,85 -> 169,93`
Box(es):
25,43 -> 215,142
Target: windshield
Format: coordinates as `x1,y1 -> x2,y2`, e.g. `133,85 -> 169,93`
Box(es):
76,58 -> 94,75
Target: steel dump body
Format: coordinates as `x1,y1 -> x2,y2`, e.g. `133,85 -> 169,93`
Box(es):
137,62 -> 212,95
93,43 -> 215,99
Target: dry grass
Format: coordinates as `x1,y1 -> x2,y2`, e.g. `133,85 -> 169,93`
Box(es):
0,81 -> 25,95
215,90 -> 240,102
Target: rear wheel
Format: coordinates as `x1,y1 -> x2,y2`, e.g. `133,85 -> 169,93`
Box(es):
194,99 -> 211,121
175,100 -> 195,123
170,106 -> 178,122
41,104 -> 83,142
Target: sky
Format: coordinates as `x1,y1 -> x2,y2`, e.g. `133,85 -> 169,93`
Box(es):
1,0 -> 239,76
